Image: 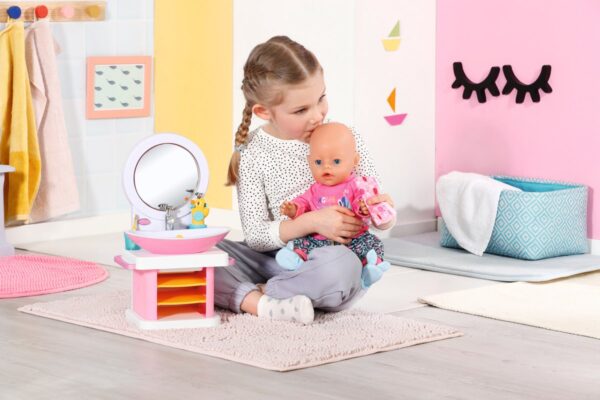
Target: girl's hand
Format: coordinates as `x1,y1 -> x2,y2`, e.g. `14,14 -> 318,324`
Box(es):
280,201 -> 298,219
367,193 -> 394,208
367,193 -> 396,229
309,206 -> 364,244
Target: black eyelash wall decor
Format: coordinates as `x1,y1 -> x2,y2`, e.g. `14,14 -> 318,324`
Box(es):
451,62 -> 501,103
502,65 -> 552,104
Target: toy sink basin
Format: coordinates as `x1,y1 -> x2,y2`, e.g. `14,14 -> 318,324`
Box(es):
126,227 -> 229,255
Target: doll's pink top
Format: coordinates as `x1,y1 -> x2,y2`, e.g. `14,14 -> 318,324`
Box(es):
291,173 -> 369,240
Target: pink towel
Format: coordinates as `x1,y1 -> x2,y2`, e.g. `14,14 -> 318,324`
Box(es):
25,20 -> 80,223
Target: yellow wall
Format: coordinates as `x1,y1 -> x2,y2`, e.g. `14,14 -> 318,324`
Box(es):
154,0 -> 232,209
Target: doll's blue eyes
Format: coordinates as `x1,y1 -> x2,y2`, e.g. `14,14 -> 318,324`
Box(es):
314,159 -> 341,166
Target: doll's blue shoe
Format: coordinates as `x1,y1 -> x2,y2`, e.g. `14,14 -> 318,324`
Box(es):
276,242 -> 304,271
361,249 -> 391,289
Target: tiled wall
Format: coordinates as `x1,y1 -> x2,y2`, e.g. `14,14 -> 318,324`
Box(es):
52,0 -> 154,218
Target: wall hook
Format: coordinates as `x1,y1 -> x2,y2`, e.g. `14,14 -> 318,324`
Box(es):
60,5 -> 75,19
6,5 -> 21,19
86,5 -> 101,18
35,5 -> 48,19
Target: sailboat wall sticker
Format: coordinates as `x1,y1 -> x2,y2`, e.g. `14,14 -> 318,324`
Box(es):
382,20 -> 401,52
384,88 -> 407,126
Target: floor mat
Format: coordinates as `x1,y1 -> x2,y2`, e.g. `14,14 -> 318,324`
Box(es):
0,254 -> 108,298
18,291 -> 462,371
419,281 -> 600,339
383,232 -> 600,282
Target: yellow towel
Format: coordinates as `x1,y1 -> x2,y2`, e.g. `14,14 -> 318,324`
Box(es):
0,21 -> 41,224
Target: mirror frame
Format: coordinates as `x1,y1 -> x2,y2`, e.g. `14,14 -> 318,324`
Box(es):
122,133 -> 209,221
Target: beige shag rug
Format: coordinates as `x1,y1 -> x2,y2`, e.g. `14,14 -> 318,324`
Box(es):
420,280 -> 600,339
18,291 -> 462,371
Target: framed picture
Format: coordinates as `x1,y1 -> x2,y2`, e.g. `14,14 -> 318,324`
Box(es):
86,56 -> 152,119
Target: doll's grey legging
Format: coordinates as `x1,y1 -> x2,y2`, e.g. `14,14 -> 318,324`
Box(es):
215,239 -> 365,313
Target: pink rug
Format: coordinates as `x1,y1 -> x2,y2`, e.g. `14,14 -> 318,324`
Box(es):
0,254 -> 108,298
19,291 -> 463,371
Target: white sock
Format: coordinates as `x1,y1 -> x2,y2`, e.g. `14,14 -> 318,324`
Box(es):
257,294 -> 314,324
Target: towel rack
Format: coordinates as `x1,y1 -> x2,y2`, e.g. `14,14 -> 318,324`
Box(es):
0,1 -> 106,22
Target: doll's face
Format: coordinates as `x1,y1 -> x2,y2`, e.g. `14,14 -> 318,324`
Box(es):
308,123 -> 359,186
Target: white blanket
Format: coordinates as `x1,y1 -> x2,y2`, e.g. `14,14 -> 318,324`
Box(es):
437,172 -> 521,256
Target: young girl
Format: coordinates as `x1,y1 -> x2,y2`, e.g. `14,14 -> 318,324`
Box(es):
216,36 -> 395,324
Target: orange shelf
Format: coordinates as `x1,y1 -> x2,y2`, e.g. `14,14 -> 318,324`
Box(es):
157,272 -> 206,288
157,291 -> 206,306
157,303 -> 206,319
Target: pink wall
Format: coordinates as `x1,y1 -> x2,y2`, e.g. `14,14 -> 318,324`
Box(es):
436,0 -> 600,239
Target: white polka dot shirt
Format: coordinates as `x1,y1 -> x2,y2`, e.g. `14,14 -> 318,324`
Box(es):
237,126 -> 382,252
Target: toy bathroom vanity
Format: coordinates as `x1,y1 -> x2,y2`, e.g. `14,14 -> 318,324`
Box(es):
116,133 -> 231,330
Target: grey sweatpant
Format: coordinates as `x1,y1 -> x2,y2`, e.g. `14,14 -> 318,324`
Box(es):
215,240 -> 364,313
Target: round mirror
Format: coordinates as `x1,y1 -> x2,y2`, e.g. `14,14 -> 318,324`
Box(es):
123,133 -> 209,221
134,144 -> 199,210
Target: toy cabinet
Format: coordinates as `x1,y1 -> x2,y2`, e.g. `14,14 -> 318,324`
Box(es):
115,248 -> 230,329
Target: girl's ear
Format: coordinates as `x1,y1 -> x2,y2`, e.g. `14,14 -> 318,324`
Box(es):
252,104 -> 271,121
354,152 -> 360,166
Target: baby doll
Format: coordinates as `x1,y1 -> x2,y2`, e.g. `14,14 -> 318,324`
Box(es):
276,122 -> 394,289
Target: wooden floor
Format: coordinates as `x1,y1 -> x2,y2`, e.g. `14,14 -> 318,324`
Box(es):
2,258 -> 600,399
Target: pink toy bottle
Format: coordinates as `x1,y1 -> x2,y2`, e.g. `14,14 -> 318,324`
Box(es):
354,176 -> 396,226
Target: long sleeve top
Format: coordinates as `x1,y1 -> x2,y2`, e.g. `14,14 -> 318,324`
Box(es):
290,173 -> 370,240
236,126 -> 380,251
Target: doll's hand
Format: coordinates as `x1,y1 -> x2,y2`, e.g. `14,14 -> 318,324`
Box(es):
358,200 -> 370,216
280,201 -> 298,219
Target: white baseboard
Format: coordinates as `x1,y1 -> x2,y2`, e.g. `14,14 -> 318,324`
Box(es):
7,208 -> 427,245
383,219 -> 437,238
590,239 -> 600,256
11,209 -> 596,255
6,208 -> 242,246
7,213 -> 131,245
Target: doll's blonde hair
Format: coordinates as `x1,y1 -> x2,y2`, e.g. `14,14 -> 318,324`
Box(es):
226,36 -> 321,186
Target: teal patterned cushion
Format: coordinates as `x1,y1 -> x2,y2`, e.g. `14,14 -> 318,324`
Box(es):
440,176 -> 589,260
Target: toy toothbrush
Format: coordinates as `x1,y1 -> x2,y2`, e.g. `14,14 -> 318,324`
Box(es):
354,176 -> 396,226
187,191 -> 210,229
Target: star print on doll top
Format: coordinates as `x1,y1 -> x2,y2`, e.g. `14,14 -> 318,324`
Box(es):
290,173 -> 370,240
236,126 -> 380,252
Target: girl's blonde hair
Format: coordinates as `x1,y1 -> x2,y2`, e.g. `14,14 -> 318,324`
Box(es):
226,36 -> 321,186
